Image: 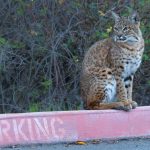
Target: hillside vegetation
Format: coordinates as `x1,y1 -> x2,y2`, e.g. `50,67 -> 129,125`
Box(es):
0,0 -> 149,113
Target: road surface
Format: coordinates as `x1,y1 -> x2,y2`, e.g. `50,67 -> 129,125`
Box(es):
1,138 -> 150,150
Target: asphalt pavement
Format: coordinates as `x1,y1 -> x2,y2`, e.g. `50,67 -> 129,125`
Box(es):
1,138 -> 150,150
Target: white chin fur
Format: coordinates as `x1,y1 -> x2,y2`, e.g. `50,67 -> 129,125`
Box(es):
126,36 -> 139,42
113,35 -> 139,43
116,37 -> 138,43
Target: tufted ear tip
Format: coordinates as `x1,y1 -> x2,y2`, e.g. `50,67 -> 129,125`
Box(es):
111,11 -> 120,22
129,11 -> 140,25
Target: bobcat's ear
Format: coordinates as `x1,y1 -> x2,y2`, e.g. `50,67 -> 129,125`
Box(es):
129,11 -> 140,26
111,11 -> 120,22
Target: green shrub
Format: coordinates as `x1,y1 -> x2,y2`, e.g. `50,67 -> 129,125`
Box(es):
0,0 -> 149,113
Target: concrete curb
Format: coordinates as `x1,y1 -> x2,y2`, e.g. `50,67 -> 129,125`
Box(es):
0,106 -> 150,147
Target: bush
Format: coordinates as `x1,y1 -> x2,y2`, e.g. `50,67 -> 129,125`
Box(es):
0,0 -> 150,113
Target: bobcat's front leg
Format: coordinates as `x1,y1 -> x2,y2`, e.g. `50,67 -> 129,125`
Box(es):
115,76 -> 132,111
124,75 -> 138,109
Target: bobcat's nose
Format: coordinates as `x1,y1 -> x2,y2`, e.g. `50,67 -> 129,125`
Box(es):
118,35 -> 126,41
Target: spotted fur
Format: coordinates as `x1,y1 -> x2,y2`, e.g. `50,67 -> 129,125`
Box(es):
80,11 -> 144,111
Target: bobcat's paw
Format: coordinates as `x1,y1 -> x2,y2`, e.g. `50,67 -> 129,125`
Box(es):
131,101 -> 138,109
116,100 -> 132,111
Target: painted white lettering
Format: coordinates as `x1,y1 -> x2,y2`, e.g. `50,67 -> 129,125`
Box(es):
34,118 -> 50,139
13,119 -> 28,141
0,120 -> 11,142
51,118 -> 65,139
27,119 -> 34,140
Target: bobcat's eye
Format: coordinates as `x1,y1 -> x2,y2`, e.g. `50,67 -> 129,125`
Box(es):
123,27 -> 128,32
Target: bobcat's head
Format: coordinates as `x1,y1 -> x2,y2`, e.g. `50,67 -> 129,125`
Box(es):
111,11 -> 142,45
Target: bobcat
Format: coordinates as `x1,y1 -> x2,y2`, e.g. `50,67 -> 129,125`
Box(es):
80,11 -> 144,111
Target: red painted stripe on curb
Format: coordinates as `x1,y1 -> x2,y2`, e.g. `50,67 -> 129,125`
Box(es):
0,106 -> 150,147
